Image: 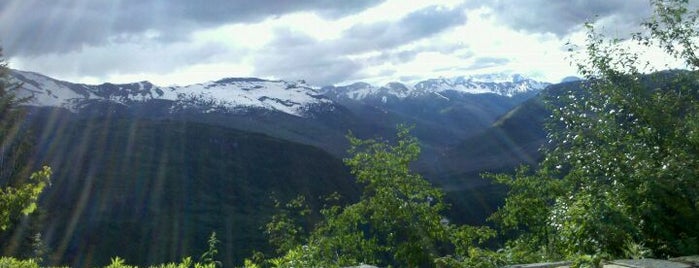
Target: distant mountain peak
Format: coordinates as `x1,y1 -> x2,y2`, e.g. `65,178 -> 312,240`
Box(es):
462,72 -> 527,83
10,69 -> 332,117
321,73 -> 550,101
10,69 -> 551,117
417,73 -> 549,97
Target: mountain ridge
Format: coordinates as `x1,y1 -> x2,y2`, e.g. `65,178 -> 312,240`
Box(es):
2,69 -> 563,267
11,69 -> 550,118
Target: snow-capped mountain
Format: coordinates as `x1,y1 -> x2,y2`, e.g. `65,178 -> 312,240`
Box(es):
11,70 -> 330,117
414,73 -> 549,97
322,73 -> 550,102
11,70 -> 549,118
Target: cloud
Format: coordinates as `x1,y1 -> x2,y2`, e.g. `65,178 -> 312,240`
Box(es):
251,29 -> 364,85
254,54 -> 364,86
0,0 -> 386,56
466,57 -> 510,70
12,38 -> 242,84
339,5 -> 467,53
251,5 -> 468,85
473,1 -> 651,37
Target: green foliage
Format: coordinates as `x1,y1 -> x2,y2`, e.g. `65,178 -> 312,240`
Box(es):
149,257 -> 217,268
199,232 -> 221,267
105,257 -> 137,268
1,47 -> 50,232
0,256 -> 39,268
101,256 -> 217,268
242,258 -> 261,268
0,255 -> 222,268
266,126 -> 498,267
0,47 -> 33,187
0,166 -> 51,231
489,0 -> 699,263
264,195 -> 311,255
622,240 -> 652,260
147,258 -> 192,268
0,47 -> 23,121
30,232 -> 50,264
0,47 -> 54,263
570,254 -> 607,268
305,126 -> 450,266
13,117 -> 358,266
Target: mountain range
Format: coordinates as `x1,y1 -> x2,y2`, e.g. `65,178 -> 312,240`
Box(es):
11,70 -> 549,157
3,69 -> 557,267
12,70 -> 548,117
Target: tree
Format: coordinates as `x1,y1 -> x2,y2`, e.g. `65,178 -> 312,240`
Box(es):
264,195 -> 312,255
0,166 -> 50,231
266,126 -> 495,267
0,47 -> 32,186
488,0 -> 699,262
0,48 -> 51,231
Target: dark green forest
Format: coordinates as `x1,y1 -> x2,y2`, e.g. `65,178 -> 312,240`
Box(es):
2,0 -> 699,267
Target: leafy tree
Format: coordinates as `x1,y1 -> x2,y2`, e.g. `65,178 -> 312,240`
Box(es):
265,126 -> 496,267
0,166 -> 50,231
0,48 -> 51,232
264,195 -> 312,255
489,0 -> 699,263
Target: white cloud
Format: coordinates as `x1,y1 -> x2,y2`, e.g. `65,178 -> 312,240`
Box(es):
5,0 -> 662,86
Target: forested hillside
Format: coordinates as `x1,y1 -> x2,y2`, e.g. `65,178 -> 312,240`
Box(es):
3,109 -> 360,267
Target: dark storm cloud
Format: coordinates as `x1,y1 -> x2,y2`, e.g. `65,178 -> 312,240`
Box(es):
252,5 -> 468,85
0,0 -> 385,56
472,0 -> 652,36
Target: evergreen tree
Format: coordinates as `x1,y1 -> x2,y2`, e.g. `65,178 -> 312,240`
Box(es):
0,48 -> 51,231
0,47 -> 32,186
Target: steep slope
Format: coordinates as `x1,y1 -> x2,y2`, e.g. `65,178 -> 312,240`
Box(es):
10,70 -> 549,160
2,109 -> 360,267
434,80 -> 584,183
5,70 -> 558,237
431,80 -> 586,225
319,74 -> 548,159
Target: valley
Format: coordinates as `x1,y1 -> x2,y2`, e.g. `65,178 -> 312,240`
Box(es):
4,69 -> 557,266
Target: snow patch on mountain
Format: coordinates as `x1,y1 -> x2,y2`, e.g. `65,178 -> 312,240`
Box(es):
158,78 -> 330,116
11,70 -> 330,117
12,71 -> 93,108
10,70 -> 549,117
323,73 -> 550,101
414,74 -> 549,97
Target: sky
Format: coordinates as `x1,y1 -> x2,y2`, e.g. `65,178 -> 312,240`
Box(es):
0,0 -> 658,87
